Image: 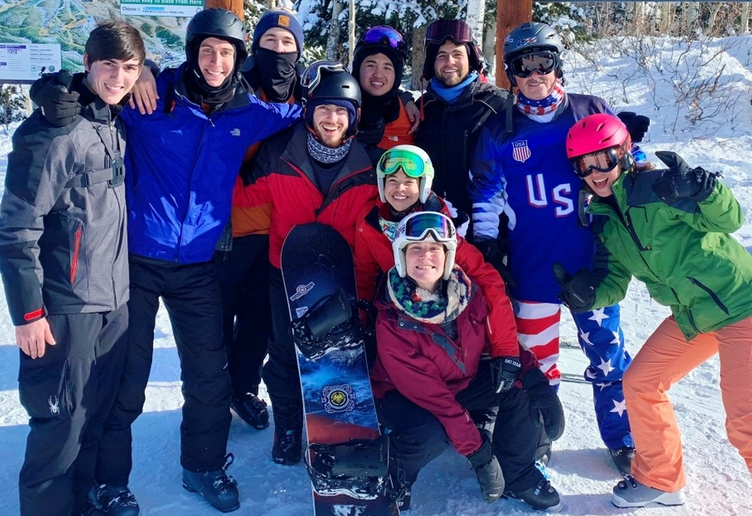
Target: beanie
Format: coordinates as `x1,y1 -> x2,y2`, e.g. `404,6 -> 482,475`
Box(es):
351,43 -> 404,98
252,10 -> 304,61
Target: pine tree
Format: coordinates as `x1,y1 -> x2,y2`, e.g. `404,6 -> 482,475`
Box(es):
0,84 -> 27,134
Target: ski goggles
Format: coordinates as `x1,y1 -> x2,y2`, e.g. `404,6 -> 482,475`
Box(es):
378,149 -> 427,178
401,212 -> 455,244
570,148 -> 621,178
425,19 -> 473,45
362,26 -> 407,53
508,51 -> 558,78
301,60 -> 345,95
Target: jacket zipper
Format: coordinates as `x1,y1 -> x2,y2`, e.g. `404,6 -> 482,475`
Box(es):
688,276 -> 729,315
71,225 -> 82,284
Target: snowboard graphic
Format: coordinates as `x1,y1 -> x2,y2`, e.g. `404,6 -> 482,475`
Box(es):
281,223 -> 399,516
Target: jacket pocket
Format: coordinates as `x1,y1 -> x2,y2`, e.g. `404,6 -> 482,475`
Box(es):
18,346 -> 73,419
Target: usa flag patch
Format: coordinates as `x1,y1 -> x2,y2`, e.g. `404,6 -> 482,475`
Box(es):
512,140 -> 531,163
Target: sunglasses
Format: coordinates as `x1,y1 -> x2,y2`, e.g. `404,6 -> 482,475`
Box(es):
301,60 -> 345,95
378,149 -> 427,178
571,148 -> 621,178
425,19 -> 473,45
402,212 -> 455,243
509,51 -> 558,78
362,26 -> 407,53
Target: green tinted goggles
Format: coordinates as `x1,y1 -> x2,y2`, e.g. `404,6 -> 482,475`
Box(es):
378,149 -> 427,178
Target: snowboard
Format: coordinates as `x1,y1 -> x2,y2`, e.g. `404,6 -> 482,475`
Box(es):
280,222 -> 399,516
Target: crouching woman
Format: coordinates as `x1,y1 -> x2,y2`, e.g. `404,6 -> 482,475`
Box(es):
370,211 -> 562,512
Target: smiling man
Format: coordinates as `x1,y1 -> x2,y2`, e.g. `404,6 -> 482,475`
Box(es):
0,20 -> 144,516
238,61 -> 378,467
414,19 -> 511,233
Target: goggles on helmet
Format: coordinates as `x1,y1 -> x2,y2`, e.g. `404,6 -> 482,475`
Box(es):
401,212 -> 455,244
425,20 -> 473,45
509,51 -> 558,78
362,26 -> 407,53
571,148 -> 621,178
301,60 -> 345,95
377,149 -> 427,178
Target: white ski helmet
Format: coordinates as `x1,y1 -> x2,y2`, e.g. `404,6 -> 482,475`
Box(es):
376,145 -> 435,205
392,211 -> 457,281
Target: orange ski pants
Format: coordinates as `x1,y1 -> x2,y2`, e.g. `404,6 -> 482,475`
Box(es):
623,315 -> 752,492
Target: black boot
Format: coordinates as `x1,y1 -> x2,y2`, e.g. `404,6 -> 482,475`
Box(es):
182,454 -> 240,513
88,483 -> 140,516
609,446 -> 636,476
506,479 -> 563,512
271,401 -> 303,465
466,437 -> 505,503
231,392 -> 270,430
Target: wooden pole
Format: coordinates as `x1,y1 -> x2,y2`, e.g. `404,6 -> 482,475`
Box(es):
495,0 -> 533,90
204,0 -> 244,19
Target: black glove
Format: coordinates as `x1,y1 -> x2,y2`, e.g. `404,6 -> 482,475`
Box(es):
617,111 -> 651,143
466,435 -> 505,503
30,70 -> 80,127
552,262 -> 597,313
490,356 -> 521,394
474,238 -> 515,291
652,151 -> 717,205
523,368 -> 565,441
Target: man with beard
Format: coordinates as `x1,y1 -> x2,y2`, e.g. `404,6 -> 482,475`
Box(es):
237,62 -> 377,466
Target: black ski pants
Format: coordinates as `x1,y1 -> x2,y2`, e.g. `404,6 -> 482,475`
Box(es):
377,359 -> 543,494
96,258 -> 232,486
18,305 -> 129,516
214,234 -> 272,397
261,267 -> 303,410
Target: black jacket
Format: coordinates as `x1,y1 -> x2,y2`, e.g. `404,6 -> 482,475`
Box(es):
0,75 -> 129,325
415,79 -> 511,219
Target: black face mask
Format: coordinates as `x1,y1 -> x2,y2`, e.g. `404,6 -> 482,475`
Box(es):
254,48 -> 298,102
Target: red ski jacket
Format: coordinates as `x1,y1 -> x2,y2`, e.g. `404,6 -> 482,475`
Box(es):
237,123 -> 377,268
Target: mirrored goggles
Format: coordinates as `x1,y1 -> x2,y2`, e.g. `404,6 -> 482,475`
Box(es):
571,148 -> 620,178
509,51 -> 558,78
301,60 -> 345,94
363,26 -> 407,52
402,213 -> 455,243
425,19 -> 473,45
378,149 -> 426,178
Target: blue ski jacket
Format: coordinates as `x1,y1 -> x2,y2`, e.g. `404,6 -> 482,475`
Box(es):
121,64 -> 301,264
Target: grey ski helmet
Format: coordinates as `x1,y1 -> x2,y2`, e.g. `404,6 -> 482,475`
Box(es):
503,22 -> 564,86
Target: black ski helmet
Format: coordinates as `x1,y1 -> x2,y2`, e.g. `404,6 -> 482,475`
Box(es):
185,8 -> 248,71
302,60 -> 362,136
503,22 -> 564,86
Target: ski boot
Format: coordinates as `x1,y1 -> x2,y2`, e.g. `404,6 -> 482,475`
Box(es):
88,483 -> 140,516
231,392 -> 269,430
609,446 -> 635,476
612,475 -> 685,508
182,454 -> 239,513
271,401 -> 303,465
506,479 -> 563,512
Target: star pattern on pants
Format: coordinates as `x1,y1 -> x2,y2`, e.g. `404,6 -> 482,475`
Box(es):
588,307 -> 609,326
610,398 -> 628,417
597,357 -> 615,377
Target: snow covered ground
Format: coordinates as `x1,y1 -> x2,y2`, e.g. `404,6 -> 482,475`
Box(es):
2,34 -> 752,515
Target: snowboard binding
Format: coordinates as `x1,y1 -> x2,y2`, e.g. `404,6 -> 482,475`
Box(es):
291,288 -> 364,360
304,436 -> 390,500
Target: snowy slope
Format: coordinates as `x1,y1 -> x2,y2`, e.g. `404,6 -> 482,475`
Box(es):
2,35 -> 752,515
